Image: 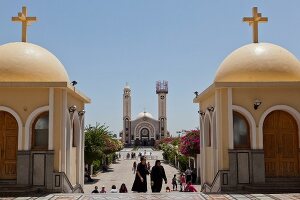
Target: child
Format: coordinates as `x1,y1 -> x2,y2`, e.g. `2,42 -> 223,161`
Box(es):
172,174 -> 177,191
184,181 -> 197,192
180,173 -> 186,192
166,186 -> 171,192
110,185 -> 118,193
100,185 -> 106,193
91,186 -> 99,193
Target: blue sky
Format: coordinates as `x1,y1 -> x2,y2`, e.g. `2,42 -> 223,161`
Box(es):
1,1 -> 300,135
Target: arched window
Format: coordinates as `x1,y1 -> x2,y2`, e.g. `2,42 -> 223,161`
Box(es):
32,112 -> 49,150
204,116 -> 211,147
233,111 -> 250,149
72,122 -> 76,147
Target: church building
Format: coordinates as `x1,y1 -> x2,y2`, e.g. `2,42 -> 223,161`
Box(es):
0,7 -> 90,193
121,81 -> 169,146
194,7 -> 300,192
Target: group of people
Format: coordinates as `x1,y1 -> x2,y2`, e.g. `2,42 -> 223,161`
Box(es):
126,152 -> 137,159
131,156 -> 197,193
92,183 -> 128,193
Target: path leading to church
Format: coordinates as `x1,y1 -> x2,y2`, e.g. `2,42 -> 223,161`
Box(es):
83,147 -> 196,193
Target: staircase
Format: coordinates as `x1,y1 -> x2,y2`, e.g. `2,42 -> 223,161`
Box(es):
0,184 -> 47,197
242,178 -> 300,193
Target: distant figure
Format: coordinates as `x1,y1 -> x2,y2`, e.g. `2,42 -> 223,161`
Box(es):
172,174 -> 177,191
91,186 -> 99,193
180,173 -> 186,192
185,167 -> 192,183
150,160 -> 167,193
166,186 -> 171,192
147,162 -> 151,171
119,183 -> 128,193
184,181 -> 197,192
127,152 -> 130,159
85,167 -> 93,182
144,150 -> 146,155
191,168 -> 197,183
132,156 -> 149,192
100,185 -> 106,193
133,161 -> 137,174
110,185 -> 118,193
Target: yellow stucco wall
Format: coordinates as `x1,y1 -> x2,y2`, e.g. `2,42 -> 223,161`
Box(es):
199,93 -> 215,112
205,147 -> 214,183
68,92 -> 84,111
233,87 -> 300,124
53,88 -> 63,171
219,88 -> 229,169
0,88 -> 49,149
70,147 -> 77,185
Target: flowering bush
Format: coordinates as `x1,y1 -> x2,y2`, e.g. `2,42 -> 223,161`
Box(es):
154,137 -> 180,149
179,130 -> 200,157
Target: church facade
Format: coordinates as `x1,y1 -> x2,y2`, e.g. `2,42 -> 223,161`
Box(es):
121,81 -> 169,146
194,7 -> 300,192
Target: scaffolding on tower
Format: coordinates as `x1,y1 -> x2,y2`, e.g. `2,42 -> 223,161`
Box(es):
156,80 -> 168,94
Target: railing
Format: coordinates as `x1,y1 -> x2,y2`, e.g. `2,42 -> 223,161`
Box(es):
201,170 -> 222,193
53,172 -> 84,193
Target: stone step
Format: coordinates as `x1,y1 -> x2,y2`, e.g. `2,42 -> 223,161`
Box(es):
242,184 -> 300,193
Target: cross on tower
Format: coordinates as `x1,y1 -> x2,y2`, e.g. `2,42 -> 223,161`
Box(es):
12,6 -> 37,42
243,7 -> 268,43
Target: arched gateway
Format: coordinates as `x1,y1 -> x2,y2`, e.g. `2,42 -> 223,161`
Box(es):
0,111 -> 18,180
263,110 -> 299,177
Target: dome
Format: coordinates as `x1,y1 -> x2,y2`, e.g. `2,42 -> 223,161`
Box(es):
215,43 -> 300,82
137,111 -> 153,119
0,42 -> 69,82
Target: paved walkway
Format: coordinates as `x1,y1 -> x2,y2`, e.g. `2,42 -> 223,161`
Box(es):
84,147 -> 196,193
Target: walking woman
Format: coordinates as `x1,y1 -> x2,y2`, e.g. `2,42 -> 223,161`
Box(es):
131,156 -> 149,192
150,160 -> 167,192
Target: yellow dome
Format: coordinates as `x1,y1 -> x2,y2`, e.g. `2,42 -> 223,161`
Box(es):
215,43 -> 300,82
0,42 -> 69,82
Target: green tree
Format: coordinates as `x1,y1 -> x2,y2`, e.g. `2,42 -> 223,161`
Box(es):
84,124 -> 108,167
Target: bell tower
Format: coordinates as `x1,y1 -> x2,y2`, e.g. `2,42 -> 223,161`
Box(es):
123,83 -> 131,144
156,80 -> 168,139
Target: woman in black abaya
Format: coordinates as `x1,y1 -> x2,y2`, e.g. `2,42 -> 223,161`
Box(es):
151,160 -> 167,192
131,156 -> 149,192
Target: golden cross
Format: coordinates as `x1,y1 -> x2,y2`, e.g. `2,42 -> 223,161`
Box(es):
12,6 -> 37,42
243,7 -> 268,43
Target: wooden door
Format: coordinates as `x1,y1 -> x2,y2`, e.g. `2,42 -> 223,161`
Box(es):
0,111 -> 18,179
264,110 -> 299,177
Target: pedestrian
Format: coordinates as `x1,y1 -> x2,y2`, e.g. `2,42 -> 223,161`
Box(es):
147,162 -> 151,171
131,156 -> 149,192
133,161 -> 137,174
191,168 -> 197,183
150,160 -> 167,193
84,167 -> 93,182
180,173 -> 186,192
185,167 -> 192,183
172,174 -> 177,191
119,183 -> 128,193
110,185 -> 118,193
91,186 -> 99,193
100,185 -> 106,193
184,181 -> 197,192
